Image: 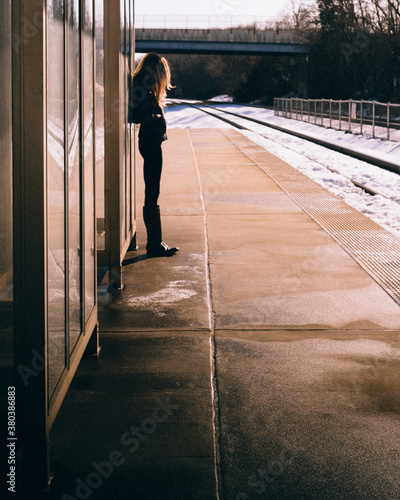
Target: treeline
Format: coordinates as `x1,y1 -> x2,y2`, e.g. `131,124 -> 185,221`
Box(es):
165,0 -> 400,104
303,0 -> 400,101
166,54 -> 294,105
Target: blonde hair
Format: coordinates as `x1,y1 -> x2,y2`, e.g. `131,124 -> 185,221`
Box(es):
132,53 -> 173,107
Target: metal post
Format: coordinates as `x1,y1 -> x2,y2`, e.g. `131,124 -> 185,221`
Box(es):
330,99 -> 332,129
387,102 -> 390,140
360,100 -> 363,135
314,100 -> 317,125
321,99 -> 324,127
372,100 -> 375,138
339,100 -> 341,130
308,98 -> 310,123
349,99 -> 352,133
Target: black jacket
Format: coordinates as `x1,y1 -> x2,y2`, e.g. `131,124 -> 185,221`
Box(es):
128,75 -> 167,143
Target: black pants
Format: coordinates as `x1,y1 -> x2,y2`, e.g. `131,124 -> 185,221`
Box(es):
139,138 -> 163,209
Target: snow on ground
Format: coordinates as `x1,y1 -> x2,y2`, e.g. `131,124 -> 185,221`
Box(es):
215,104 -> 400,165
208,95 -> 233,102
164,102 -> 400,238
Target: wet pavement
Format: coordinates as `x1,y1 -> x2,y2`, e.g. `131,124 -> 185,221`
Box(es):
49,129 -> 400,500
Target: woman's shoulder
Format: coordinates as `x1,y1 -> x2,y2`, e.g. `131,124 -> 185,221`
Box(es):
132,73 -> 144,88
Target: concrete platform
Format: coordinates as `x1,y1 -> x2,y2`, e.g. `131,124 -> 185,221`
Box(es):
49,129 -> 400,499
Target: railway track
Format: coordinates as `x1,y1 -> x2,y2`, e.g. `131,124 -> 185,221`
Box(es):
184,101 -> 400,206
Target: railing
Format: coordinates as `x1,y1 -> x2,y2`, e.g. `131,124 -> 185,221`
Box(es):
135,14 -> 293,30
135,27 -> 305,45
274,98 -> 400,142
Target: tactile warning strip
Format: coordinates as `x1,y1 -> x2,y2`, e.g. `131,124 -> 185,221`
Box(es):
223,129 -> 400,305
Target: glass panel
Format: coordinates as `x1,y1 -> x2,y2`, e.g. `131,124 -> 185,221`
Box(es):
125,0 -> 130,240
120,0 -> 126,245
47,0 -> 66,395
83,0 -> 95,321
95,0 -> 105,251
0,0 -> 13,393
130,0 -> 136,230
0,0 -> 13,310
68,0 -> 82,353
129,0 -> 135,231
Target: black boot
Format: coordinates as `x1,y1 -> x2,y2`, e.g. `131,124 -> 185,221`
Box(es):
143,206 -> 179,257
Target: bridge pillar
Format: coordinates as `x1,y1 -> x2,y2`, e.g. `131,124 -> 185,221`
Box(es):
291,55 -> 309,98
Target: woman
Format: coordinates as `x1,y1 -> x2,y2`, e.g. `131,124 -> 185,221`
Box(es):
129,53 -> 179,257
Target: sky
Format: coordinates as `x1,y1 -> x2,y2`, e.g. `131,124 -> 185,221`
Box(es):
135,0 -> 296,26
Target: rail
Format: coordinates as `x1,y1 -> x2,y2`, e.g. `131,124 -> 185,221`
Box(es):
274,98 -> 400,142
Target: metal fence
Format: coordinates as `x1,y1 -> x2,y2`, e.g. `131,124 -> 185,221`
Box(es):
135,27 -> 304,45
135,14 -> 291,30
274,98 -> 400,142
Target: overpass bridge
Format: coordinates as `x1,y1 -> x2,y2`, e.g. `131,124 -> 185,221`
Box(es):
134,15 -> 309,56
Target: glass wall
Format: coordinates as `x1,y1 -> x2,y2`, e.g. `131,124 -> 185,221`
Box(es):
12,0 -> 135,489
128,0 -> 135,239
68,0 -> 82,355
47,0 -> 67,396
0,0 -> 13,395
0,0 -> 13,318
83,0 -> 96,323
120,0 -> 127,244
120,0 -> 135,246
46,0 -> 97,399
96,1 -> 105,252
117,0 -> 135,277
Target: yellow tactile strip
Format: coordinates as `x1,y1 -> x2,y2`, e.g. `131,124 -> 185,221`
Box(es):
222,128 -> 400,305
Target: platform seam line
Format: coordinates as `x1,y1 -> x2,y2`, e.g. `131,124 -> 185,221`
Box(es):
187,128 -> 223,500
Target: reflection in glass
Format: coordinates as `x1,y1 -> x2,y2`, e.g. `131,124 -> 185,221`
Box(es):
83,0 -> 95,321
95,2 -> 105,251
68,0 -> 82,353
125,0 -> 131,240
124,0 -> 131,242
129,0 -> 135,234
47,0 -> 66,395
0,0 -> 13,394
0,0 -> 13,309
120,0 -> 126,244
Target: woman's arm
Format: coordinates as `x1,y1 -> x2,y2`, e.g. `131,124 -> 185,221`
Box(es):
128,75 -> 162,124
